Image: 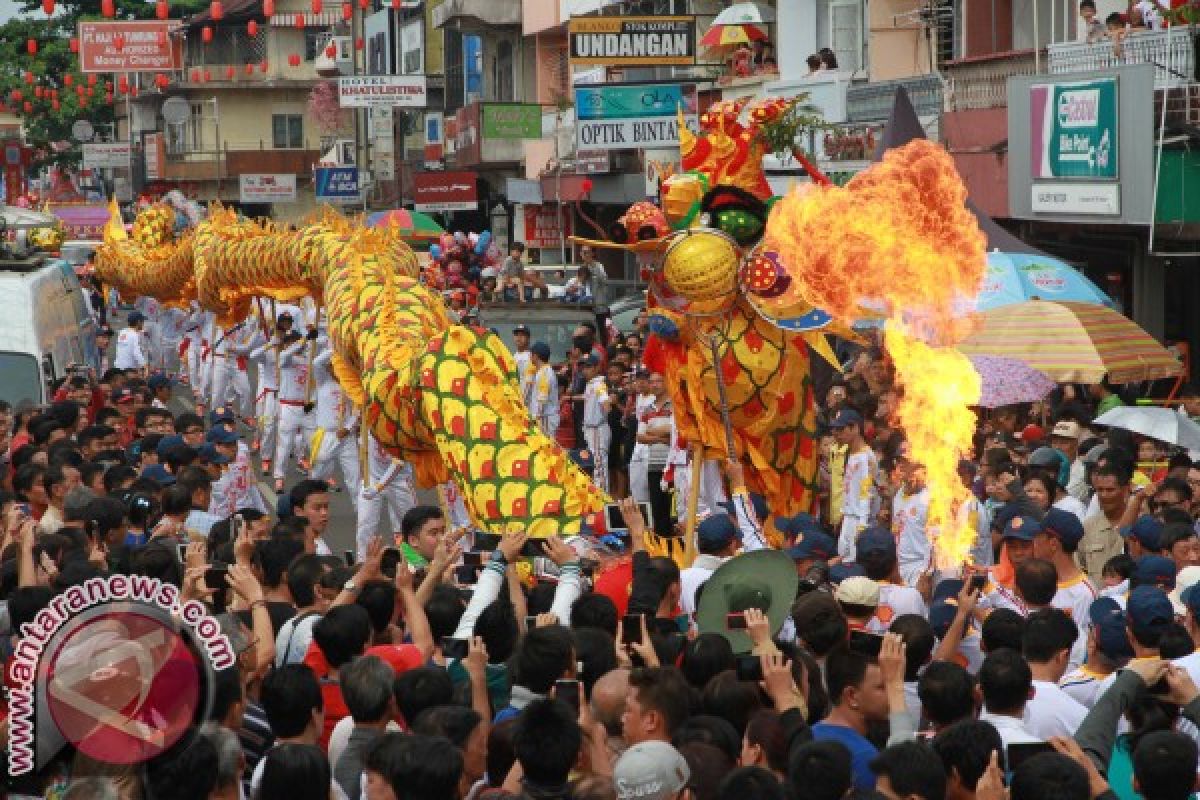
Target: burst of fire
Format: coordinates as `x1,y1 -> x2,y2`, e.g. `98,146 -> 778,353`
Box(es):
765,139 -> 987,570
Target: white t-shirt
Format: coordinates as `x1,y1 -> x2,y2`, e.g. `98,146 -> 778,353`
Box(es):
251,744 -> 351,800
275,611 -> 322,667
1053,495 -> 1088,525
893,487 -> 931,569
867,583 -> 928,633
1025,679 -> 1088,739
842,448 -> 878,521
1135,0 -> 1165,29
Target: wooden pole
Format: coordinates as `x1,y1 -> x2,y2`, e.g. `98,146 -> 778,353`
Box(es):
681,443 -> 704,568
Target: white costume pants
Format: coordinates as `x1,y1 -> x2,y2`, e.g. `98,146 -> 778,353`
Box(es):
356,469 -> 417,558
274,402 -> 316,479
310,429 -> 362,507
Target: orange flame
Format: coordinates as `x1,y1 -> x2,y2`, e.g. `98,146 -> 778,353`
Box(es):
766,139 -> 986,571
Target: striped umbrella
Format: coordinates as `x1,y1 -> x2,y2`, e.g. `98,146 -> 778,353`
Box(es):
700,23 -> 768,49
957,299 -> 1183,384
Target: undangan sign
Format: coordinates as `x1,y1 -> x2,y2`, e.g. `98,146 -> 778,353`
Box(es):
568,16 -> 696,66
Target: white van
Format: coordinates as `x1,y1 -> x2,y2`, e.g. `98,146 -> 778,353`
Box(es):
0,255 -> 99,409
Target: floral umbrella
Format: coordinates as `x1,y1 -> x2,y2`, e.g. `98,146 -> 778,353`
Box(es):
967,354 -> 1057,409
365,208 -> 445,240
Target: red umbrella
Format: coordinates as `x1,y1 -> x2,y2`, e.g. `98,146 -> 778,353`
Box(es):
699,23 -> 768,49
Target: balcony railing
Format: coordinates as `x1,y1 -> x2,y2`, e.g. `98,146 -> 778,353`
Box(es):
944,49 -> 1040,111
1047,27 -> 1195,87
846,74 -> 942,123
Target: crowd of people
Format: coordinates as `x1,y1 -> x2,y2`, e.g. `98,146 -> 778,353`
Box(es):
6,287 -> 1200,800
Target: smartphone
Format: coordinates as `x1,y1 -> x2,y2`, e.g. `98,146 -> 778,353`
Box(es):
380,547 -> 402,578
968,573 -> 988,592
442,637 -> 469,660
555,679 -> 581,714
462,551 -> 484,567
177,543 -> 189,563
1005,742 -> 1054,772
735,654 -> 764,682
520,539 -> 546,558
454,565 -> 480,584
726,612 -> 748,630
604,502 -> 653,531
622,613 -> 643,645
343,550 -> 355,568
474,533 -> 501,551
848,630 -> 884,657
203,566 -> 229,591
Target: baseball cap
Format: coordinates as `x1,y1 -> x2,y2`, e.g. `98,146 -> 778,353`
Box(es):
147,373 -> 172,391
1003,514 -> 1041,542
531,341 -> 551,361
786,530 -> 836,562
1181,580 -> 1200,617
127,311 -> 146,325
206,427 -> 239,445
111,387 -> 136,405
140,463 -> 176,487
209,406 -> 236,425
929,599 -> 960,639
1127,585 -> 1175,638
829,409 -> 863,429
1018,424 -> 1045,444
829,562 -> 866,583
197,443 -> 231,465
614,742 -> 690,800
1170,566 -> 1200,611
513,324 -> 530,335
696,514 -> 739,552
1121,515 -> 1164,552
856,527 -> 897,558
1133,556 -> 1177,591
1041,508 -> 1085,550
774,512 -> 823,543
835,576 -> 880,608
1082,442 -> 1109,466
581,353 -> 600,367
156,434 -> 186,458
1051,420 -> 1084,441
1089,597 -> 1135,661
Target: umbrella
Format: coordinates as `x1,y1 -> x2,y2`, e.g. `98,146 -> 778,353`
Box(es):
974,251 -> 1114,311
365,208 -> 444,239
957,299 -> 1183,384
968,354 -> 1057,409
700,23 -> 768,49
712,2 -> 775,25
1094,406 -> 1200,450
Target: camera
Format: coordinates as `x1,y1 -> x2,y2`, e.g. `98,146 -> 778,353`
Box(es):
796,561 -> 831,596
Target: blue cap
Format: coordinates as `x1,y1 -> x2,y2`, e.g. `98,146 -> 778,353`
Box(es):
786,530 -> 836,561
1127,585 -> 1175,636
1182,584 -> 1200,616
209,406 -> 236,425
155,434 -> 186,458
1133,556 -> 1177,591
829,562 -> 865,583
581,354 -> 601,367
1041,508 -> 1084,550
147,373 -> 172,390
774,512 -> 823,543
127,311 -> 146,325
1003,515 -> 1041,541
140,463 -> 176,486
197,443 -> 231,465
1089,596 -> 1123,627
933,578 -> 966,604
697,514 -> 740,551
531,341 -> 551,361
857,527 -> 897,558
570,448 -> 595,472
1090,597 -> 1135,661
1121,515 -> 1164,552
829,409 -> 863,429
206,426 -> 239,445
929,599 -> 960,639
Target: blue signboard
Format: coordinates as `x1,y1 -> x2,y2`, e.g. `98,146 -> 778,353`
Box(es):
574,83 -> 687,121
315,166 -> 360,203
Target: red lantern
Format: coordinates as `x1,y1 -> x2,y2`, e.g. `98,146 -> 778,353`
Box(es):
26,39 -> 37,56
86,86 -> 94,96
41,0 -> 53,13
10,90 -> 20,101
263,0 -> 273,16
391,0 -> 399,9
245,62 -> 254,74
23,102 -> 32,114
341,2 -> 351,20
156,0 -> 168,18
113,33 -> 125,51
101,0 -> 114,16
202,26 -> 212,43
64,75 -> 73,87
310,0 -> 321,13
130,85 -> 138,97
105,93 -> 114,104
210,0 -> 223,19
357,0 -> 366,10
247,19 -> 258,36
51,99 -> 59,110
69,37 -> 79,52
225,65 -> 235,79
155,73 -> 168,88
75,85 -> 84,96
203,68 -> 212,81
90,75 -> 99,87
288,52 -> 300,66
34,87 -> 43,99
324,43 -> 336,58
23,72 -> 33,85
294,12 -> 304,27
191,69 -> 201,81
118,76 -> 129,92
354,37 -> 363,50
259,59 -> 268,72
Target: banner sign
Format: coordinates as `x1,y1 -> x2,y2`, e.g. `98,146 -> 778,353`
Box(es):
568,16 -> 695,66
78,22 -> 182,73
523,205 -> 573,249
414,170 -> 477,211
315,166 -> 361,203
239,174 -> 297,204
1030,76 -> 1119,180
573,83 -> 698,151
337,75 -> 427,108
81,142 -> 131,170
482,104 -> 541,140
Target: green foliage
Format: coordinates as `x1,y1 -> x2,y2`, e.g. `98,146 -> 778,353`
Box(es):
755,93 -> 830,163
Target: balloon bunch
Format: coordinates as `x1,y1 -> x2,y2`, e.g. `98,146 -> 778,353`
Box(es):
421,230 -> 502,310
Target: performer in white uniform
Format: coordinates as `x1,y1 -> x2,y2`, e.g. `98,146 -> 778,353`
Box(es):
272,330 -> 317,491
309,344 -> 361,504
526,342 -> 560,438
114,312 -> 148,372
355,433 -> 417,559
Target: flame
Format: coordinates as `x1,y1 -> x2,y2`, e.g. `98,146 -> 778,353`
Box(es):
766,139 -> 987,570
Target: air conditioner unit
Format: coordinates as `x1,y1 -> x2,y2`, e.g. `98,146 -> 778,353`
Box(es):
315,35 -> 355,77
319,138 -> 356,165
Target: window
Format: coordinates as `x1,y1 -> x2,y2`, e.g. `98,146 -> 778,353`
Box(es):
305,28 -> 333,61
829,0 -> 863,72
272,114 -> 304,148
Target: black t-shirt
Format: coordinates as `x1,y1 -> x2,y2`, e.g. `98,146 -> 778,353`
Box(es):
235,601 -> 296,639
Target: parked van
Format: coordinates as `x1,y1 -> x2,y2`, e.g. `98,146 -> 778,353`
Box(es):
0,254 -> 99,408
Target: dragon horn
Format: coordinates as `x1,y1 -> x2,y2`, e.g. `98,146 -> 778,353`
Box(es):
678,104 -> 695,160
105,198 -> 127,241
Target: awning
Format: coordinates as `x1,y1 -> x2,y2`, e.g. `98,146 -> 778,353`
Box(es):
188,0 -> 264,28
270,10 -> 341,26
